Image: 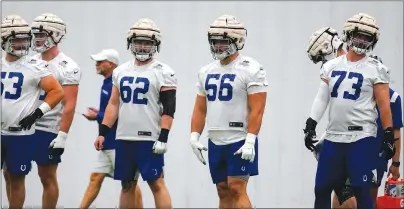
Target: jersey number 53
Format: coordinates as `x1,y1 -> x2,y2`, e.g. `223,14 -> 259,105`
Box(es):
205,73 -> 236,101
1,72 -> 24,100
120,76 -> 150,105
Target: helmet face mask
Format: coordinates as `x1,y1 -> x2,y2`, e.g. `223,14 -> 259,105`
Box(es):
347,31 -> 376,54
208,35 -> 237,60
5,34 -> 31,57
129,36 -> 158,61
31,29 -> 55,53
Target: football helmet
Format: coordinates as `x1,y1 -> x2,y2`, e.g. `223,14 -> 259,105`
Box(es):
1,15 -> 31,57
342,13 -> 379,54
208,14 -> 247,60
127,18 -> 162,61
31,13 -> 66,53
307,27 -> 343,64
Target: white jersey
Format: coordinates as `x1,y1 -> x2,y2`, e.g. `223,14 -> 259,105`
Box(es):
1,56 -> 51,136
196,55 -> 268,145
112,59 -> 177,141
33,52 -> 81,134
321,55 -> 390,143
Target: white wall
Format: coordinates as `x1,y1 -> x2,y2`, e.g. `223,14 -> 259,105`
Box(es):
1,1 -> 403,208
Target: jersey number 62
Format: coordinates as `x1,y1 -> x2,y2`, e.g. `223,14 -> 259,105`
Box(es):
120,76 -> 150,105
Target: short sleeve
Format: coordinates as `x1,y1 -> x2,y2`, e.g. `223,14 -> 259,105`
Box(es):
32,60 -> 52,85
112,69 -> 120,87
374,64 -> 390,84
158,66 -> 177,89
247,65 -> 268,94
319,64 -> 328,81
392,94 -> 403,129
196,72 -> 206,96
61,66 -> 81,85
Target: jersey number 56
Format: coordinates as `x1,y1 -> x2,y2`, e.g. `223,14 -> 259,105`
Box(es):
120,76 -> 150,105
205,74 -> 236,101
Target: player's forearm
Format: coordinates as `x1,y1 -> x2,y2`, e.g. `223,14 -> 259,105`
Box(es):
59,100 -> 76,133
379,104 -> 393,129
160,115 -> 173,130
102,103 -> 118,127
393,129 -> 401,162
44,88 -> 64,109
247,108 -> 264,135
191,109 -> 206,134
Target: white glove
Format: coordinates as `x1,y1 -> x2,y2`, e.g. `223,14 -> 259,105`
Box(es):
234,133 -> 256,163
190,132 -> 207,165
49,131 -> 67,155
153,141 -> 167,154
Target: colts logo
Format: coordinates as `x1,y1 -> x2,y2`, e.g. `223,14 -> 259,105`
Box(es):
49,155 -> 53,160
241,166 -> 246,172
20,165 -> 27,171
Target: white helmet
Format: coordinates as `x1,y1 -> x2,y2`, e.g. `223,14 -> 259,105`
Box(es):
208,14 -> 247,60
1,15 -> 31,57
306,27 -> 343,64
31,13 -> 66,53
127,18 -> 162,61
342,13 -> 379,54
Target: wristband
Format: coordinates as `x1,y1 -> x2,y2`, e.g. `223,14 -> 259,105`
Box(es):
158,128 -> 170,143
57,131 -> 68,141
392,161 -> 400,167
38,102 -> 51,114
99,124 -> 111,137
190,132 -> 201,141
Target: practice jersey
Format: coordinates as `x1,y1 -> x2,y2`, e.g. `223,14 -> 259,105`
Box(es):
196,55 -> 268,145
321,55 -> 390,143
1,56 -> 51,136
112,59 -> 177,141
32,52 -> 81,134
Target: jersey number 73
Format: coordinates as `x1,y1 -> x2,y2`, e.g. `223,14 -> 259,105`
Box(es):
331,71 -> 364,100
205,74 -> 236,101
120,76 -> 150,105
1,72 -> 24,100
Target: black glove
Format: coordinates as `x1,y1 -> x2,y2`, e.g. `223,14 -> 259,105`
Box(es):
303,117 -> 318,151
381,127 -> 397,161
18,108 -> 44,130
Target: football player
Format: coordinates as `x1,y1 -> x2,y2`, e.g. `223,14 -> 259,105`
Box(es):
94,18 -> 175,209
1,15 -> 64,209
303,13 -> 395,209
80,49 -> 143,209
307,27 -> 403,209
189,14 -> 268,208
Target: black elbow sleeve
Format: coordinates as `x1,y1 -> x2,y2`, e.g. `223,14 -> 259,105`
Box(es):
160,89 -> 176,118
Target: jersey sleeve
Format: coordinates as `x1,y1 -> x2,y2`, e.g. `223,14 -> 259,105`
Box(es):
112,69 -> 120,87
373,64 -> 390,84
319,64 -> 329,81
61,66 -> 81,85
158,65 -> 177,89
196,71 -> 206,96
246,65 -> 268,94
392,95 -> 403,129
32,60 -> 52,85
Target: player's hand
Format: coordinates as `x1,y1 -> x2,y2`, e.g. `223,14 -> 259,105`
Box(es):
18,108 -> 44,130
303,117 -> 318,151
381,128 -> 396,161
234,134 -> 256,163
94,136 -> 105,151
153,141 -> 167,154
82,107 -> 98,121
388,163 -> 400,180
190,132 -> 207,165
49,131 -> 67,155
